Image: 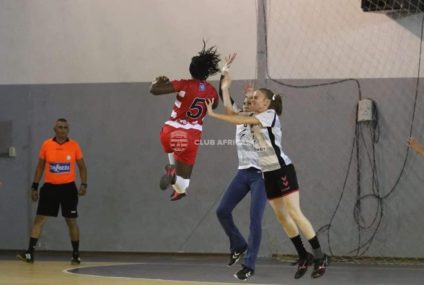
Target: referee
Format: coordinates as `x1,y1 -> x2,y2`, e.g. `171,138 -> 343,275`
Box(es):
17,118 -> 87,264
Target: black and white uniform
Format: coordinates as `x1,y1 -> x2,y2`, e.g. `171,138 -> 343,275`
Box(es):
233,104 -> 261,170
251,109 -> 299,199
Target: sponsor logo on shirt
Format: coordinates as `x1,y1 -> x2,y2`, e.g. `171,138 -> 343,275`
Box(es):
199,82 -> 205,91
49,163 -> 71,174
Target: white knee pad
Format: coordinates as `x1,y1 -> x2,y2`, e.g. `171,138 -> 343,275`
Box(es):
172,176 -> 190,193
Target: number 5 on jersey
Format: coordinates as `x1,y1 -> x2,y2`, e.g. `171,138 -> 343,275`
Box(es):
186,98 -> 206,119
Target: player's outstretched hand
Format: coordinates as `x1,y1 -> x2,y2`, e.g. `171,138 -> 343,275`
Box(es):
221,53 -> 237,73
205,98 -> 215,116
407,137 -> 420,152
153,75 -> 170,85
407,137 -> 416,146
243,81 -> 254,96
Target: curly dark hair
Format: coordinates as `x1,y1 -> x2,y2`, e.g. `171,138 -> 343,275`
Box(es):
189,40 -> 220,80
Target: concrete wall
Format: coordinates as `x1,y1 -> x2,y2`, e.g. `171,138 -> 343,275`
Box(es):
1,0 -> 424,258
0,0 -> 257,84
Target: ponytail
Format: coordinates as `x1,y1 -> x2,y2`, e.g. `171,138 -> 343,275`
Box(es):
259,88 -> 282,115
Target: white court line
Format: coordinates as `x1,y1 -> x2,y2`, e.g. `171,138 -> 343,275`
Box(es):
62,261 -> 288,285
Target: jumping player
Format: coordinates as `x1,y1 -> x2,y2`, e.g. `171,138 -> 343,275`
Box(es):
150,41 -> 220,201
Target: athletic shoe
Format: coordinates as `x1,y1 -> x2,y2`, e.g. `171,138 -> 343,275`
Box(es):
227,247 -> 247,266
16,252 -> 34,263
311,254 -> 329,278
293,252 -> 314,279
170,190 -> 186,201
71,252 -> 81,265
234,266 -> 254,281
159,164 -> 176,190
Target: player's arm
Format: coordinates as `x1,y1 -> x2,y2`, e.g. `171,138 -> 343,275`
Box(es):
150,76 -> 176,95
31,158 -> 45,201
206,99 -> 260,125
219,54 -> 237,114
76,158 -> 88,196
218,74 -> 234,105
408,137 -> 424,157
219,72 -> 237,114
32,159 -> 45,184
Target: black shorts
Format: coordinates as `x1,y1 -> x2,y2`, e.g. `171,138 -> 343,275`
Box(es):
37,182 -> 79,218
263,164 -> 299,199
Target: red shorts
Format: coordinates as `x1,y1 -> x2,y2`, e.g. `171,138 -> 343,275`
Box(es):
160,125 -> 202,165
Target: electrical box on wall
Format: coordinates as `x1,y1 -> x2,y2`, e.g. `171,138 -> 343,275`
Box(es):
8,147 -> 16,157
0,121 -> 14,157
357,99 -> 375,122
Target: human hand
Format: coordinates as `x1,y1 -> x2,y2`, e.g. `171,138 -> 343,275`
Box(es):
153,75 -> 170,85
407,137 -> 416,144
243,81 -> 254,96
31,190 -> 38,202
78,184 -> 87,196
205,98 -> 215,116
407,136 -> 421,152
222,53 -> 237,73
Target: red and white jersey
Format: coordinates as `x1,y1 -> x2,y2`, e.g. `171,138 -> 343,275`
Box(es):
165,79 -> 218,131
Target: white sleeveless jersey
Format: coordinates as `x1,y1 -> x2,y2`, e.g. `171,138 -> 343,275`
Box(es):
251,109 -> 292,172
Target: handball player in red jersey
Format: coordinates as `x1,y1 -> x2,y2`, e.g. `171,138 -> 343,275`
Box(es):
150,41 -> 220,201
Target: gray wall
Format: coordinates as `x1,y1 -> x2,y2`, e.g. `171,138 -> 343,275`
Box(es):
2,77 -> 424,258
1,0 -> 424,258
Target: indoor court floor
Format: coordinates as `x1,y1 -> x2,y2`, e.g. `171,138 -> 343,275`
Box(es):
1,251 -> 424,285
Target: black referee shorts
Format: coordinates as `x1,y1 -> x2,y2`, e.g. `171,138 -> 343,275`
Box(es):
37,182 -> 79,218
263,164 -> 299,200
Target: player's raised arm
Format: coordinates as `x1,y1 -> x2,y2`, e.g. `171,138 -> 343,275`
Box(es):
219,53 -> 237,114
220,72 -> 236,114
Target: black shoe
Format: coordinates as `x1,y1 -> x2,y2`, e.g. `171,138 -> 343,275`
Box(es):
227,247 -> 247,266
311,254 -> 329,278
159,164 -> 176,190
234,266 -> 254,281
170,190 -> 186,201
71,252 -> 81,265
16,252 -> 34,263
293,252 -> 314,279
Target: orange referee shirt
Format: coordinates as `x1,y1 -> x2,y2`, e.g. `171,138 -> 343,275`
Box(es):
39,138 -> 83,184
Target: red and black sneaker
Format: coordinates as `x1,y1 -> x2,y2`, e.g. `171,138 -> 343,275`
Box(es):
159,164 -> 176,190
311,254 -> 329,278
293,252 -> 314,279
170,190 -> 186,201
